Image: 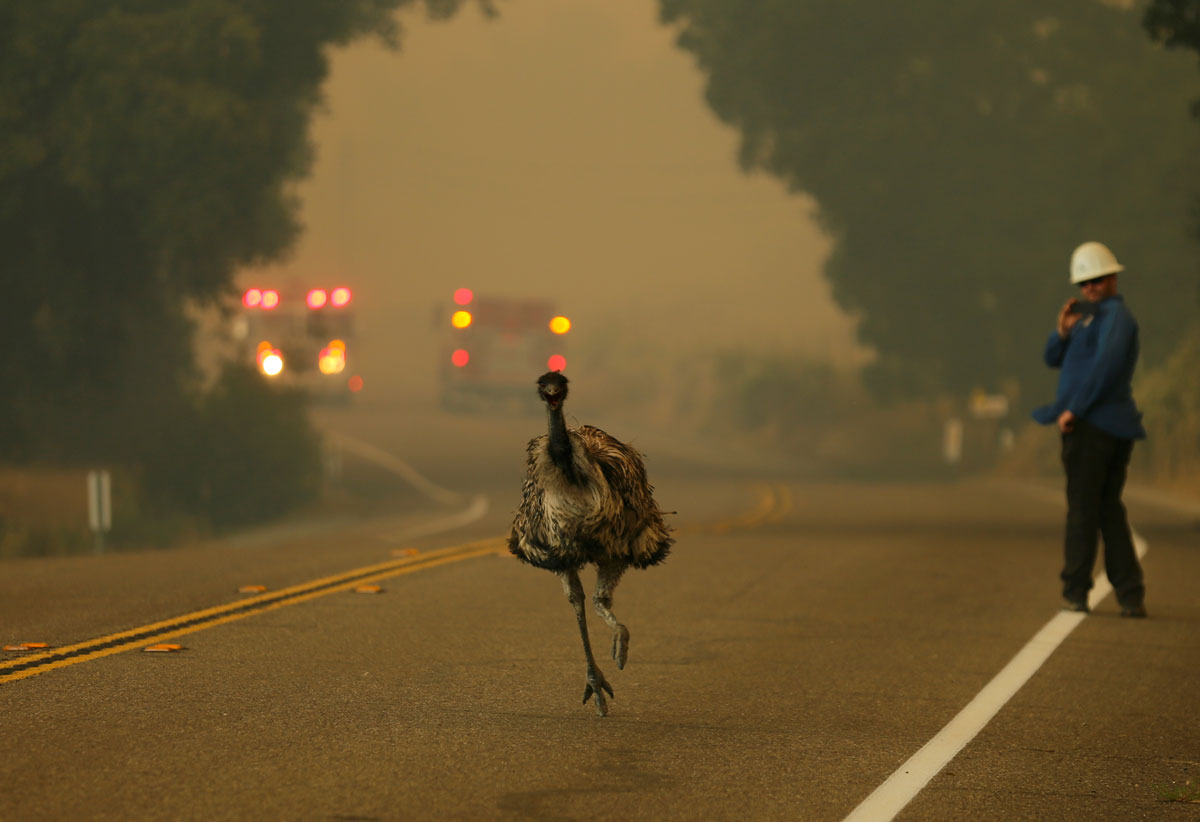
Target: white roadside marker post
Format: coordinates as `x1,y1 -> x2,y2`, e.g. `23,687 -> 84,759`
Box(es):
87,470 -> 111,554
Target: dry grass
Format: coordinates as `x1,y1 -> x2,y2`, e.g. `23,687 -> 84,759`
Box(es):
0,467 -> 92,557
1157,778 -> 1200,804
0,467 -> 90,528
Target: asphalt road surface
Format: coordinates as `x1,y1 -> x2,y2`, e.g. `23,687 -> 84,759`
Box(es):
2,399 -> 1198,821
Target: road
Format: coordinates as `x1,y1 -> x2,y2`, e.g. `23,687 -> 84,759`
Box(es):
2,399 -> 1198,821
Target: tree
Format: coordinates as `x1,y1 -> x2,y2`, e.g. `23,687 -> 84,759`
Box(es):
0,0 -> 487,462
1146,0 -> 1200,238
1146,0 -> 1200,81
659,1 -> 1200,401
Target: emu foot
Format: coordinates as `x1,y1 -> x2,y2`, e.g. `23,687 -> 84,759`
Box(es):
582,668 -> 614,717
611,624 -> 630,670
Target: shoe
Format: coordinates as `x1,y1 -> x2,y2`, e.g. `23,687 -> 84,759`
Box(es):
1062,598 -> 1089,613
1120,604 -> 1147,618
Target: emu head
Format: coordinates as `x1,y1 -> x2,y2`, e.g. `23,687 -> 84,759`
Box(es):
536,371 -> 569,410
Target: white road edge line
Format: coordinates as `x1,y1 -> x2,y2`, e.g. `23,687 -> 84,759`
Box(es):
330,431 -> 465,506
381,494 -> 490,544
844,526 -> 1149,822
326,432 -> 491,543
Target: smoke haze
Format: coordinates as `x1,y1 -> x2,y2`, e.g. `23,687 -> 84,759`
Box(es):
241,0 -> 867,402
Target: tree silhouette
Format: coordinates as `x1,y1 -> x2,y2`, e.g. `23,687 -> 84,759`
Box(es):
660,0 -> 1200,400
0,0 -> 486,461
1146,0 -> 1200,240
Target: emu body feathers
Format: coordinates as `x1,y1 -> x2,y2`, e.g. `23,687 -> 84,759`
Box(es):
508,424 -> 672,572
507,371 -> 673,716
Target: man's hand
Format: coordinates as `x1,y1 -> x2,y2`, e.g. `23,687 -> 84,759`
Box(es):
1057,409 -> 1076,434
1057,299 -> 1081,338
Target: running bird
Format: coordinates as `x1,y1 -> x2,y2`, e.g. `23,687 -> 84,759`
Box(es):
508,371 -> 673,716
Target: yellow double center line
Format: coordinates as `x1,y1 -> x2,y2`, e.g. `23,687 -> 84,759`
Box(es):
3,482 -> 793,686
0,538 -> 503,685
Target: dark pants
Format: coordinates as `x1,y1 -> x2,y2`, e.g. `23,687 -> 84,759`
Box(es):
1060,420 -> 1144,607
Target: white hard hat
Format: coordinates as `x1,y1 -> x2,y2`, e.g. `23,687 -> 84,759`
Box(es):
1070,241 -> 1124,284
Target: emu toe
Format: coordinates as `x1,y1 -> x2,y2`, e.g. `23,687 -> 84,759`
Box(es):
582,669 -> 614,717
612,624 -> 630,670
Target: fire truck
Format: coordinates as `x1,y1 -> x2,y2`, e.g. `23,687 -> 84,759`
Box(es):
232,283 -> 362,398
439,288 -> 569,411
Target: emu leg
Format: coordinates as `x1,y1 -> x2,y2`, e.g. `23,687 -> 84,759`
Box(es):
560,570 -> 613,716
593,563 -> 630,669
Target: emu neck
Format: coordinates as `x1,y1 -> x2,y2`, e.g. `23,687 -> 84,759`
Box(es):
546,403 -> 580,485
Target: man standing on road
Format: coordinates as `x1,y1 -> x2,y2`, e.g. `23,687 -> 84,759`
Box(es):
1032,241 -> 1147,618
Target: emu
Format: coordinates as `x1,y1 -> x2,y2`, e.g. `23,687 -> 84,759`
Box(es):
508,371 -> 673,716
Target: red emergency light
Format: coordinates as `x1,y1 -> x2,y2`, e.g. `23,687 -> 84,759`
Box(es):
307,289 -> 328,309
330,287 -> 352,307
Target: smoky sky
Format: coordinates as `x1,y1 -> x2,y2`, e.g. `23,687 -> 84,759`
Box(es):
240,0 -> 868,400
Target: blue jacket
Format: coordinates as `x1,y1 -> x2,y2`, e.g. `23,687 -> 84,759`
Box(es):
1032,294 -> 1145,440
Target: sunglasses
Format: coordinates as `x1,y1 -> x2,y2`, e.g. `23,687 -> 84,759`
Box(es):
1078,276 -> 1110,288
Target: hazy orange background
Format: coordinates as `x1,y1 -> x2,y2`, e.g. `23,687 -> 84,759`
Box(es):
242,0 -> 868,400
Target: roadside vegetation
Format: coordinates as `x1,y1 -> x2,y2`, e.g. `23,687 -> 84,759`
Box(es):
654,0 -> 1200,485
0,1 -> 479,556
0,365 -> 323,558
583,330 -> 1200,489
1134,323 -> 1200,495
1156,778 -> 1200,804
